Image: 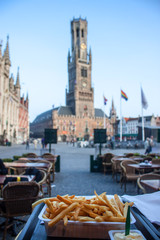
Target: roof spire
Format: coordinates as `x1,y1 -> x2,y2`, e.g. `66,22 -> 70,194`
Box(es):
68,49 -> 70,63
112,98 -> 114,109
0,40 -> 2,59
16,66 -> 20,87
26,92 -> 29,101
4,35 -> 11,66
89,47 -> 92,64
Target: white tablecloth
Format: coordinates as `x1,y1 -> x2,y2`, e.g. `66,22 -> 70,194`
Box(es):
122,191 -> 160,225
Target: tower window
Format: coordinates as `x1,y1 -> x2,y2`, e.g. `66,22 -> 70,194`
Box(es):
81,29 -> 84,37
76,28 -> 79,37
81,67 -> 87,77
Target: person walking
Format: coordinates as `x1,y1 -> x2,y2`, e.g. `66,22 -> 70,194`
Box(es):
144,138 -> 150,154
33,139 -> 38,149
149,136 -> 154,153
41,138 -> 45,149
26,139 -> 29,150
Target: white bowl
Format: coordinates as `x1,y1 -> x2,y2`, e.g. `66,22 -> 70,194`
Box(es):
108,230 -> 146,240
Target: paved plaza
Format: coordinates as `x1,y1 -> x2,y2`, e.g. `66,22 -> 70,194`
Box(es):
0,142 -> 160,239
1,142 -> 159,196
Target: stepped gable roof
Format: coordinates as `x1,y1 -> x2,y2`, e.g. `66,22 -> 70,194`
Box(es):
124,117 -> 129,122
95,108 -> 107,118
127,117 -> 139,122
58,106 -> 73,116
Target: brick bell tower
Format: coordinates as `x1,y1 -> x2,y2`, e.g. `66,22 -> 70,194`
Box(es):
66,17 -> 94,117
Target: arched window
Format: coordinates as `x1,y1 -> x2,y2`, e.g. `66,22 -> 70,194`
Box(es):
76,28 -> 79,37
81,29 -> 84,37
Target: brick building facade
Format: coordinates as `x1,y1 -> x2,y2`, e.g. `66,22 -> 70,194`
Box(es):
0,37 -> 29,144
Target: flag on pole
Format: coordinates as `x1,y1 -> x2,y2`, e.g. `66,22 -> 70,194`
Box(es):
103,96 -> 108,105
121,90 -> 128,101
141,87 -> 148,110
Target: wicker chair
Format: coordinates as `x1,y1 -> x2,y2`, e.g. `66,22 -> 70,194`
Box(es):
143,156 -> 153,161
36,169 -> 47,198
148,153 -> 156,158
41,153 -> 56,182
41,153 -> 55,158
28,159 -> 52,196
125,153 -> 134,158
152,158 -> 160,164
102,153 -> 114,174
26,153 -> 38,158
137,173 -> 160,194
0,181 -> 39,240
120,160 -> 140,192
111,159 -> 122,182
151,158 -> 160,174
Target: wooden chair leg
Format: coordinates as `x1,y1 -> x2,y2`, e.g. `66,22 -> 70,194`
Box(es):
3,217 -> 9,240
120,175 -> 123,188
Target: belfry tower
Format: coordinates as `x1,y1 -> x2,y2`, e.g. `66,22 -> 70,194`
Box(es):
66,18 -> 94,117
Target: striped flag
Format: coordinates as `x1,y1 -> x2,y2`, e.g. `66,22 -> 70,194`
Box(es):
121,90 -> 128,101
103,96 -> 108,105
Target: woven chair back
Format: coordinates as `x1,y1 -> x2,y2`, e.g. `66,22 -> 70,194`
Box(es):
2,181 -> 39,216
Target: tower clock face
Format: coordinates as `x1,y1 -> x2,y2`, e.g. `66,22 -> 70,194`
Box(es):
82,81 -> 87,87
81,43 -> 86,50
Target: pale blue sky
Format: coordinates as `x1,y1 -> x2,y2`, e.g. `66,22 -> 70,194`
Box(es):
1,0 -> 160,122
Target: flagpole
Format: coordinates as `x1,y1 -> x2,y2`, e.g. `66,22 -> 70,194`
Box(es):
120,91 -> 122,142
104,108 -> 106,129
141,91 -> 145,142
103,96 -> 106,129
142,107 -> 145,141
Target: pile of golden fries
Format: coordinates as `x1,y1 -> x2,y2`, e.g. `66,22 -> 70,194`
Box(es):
34,191 -> 133,227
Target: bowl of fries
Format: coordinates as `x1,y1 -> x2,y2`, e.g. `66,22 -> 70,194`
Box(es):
38,191 -> 135,239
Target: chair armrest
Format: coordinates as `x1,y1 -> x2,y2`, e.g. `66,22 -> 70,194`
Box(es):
8,167 -> 17,174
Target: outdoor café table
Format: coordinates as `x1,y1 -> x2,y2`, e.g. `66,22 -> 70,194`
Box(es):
141,179 -> 160,192
128,164 -> 160,174
19,157 -> 56,168
112,157 -> 130,161
130,157 -> 144,162
4,162 -> 49,170
113,157 -> 144,162
19,157 -> 57,163
4,162 -> 52,196
19,157 -> 57,181
0,175 -> 35,186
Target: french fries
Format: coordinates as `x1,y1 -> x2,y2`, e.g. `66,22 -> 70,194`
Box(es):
37,191 -> 134,227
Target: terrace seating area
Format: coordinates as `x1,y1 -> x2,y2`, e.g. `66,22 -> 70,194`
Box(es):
0,181 -> 39,240
0,152 -> 60,239
0,145 -> 160,240
91,152 -> 160,193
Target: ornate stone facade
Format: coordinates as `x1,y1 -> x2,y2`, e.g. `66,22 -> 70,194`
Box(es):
0,37 -> 29,144
31,18 -> 116,141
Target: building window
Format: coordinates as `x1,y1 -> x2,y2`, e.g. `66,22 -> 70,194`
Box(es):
76,28 -> 79,37
81,29 -> 84,37
81,67 -> 87,77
